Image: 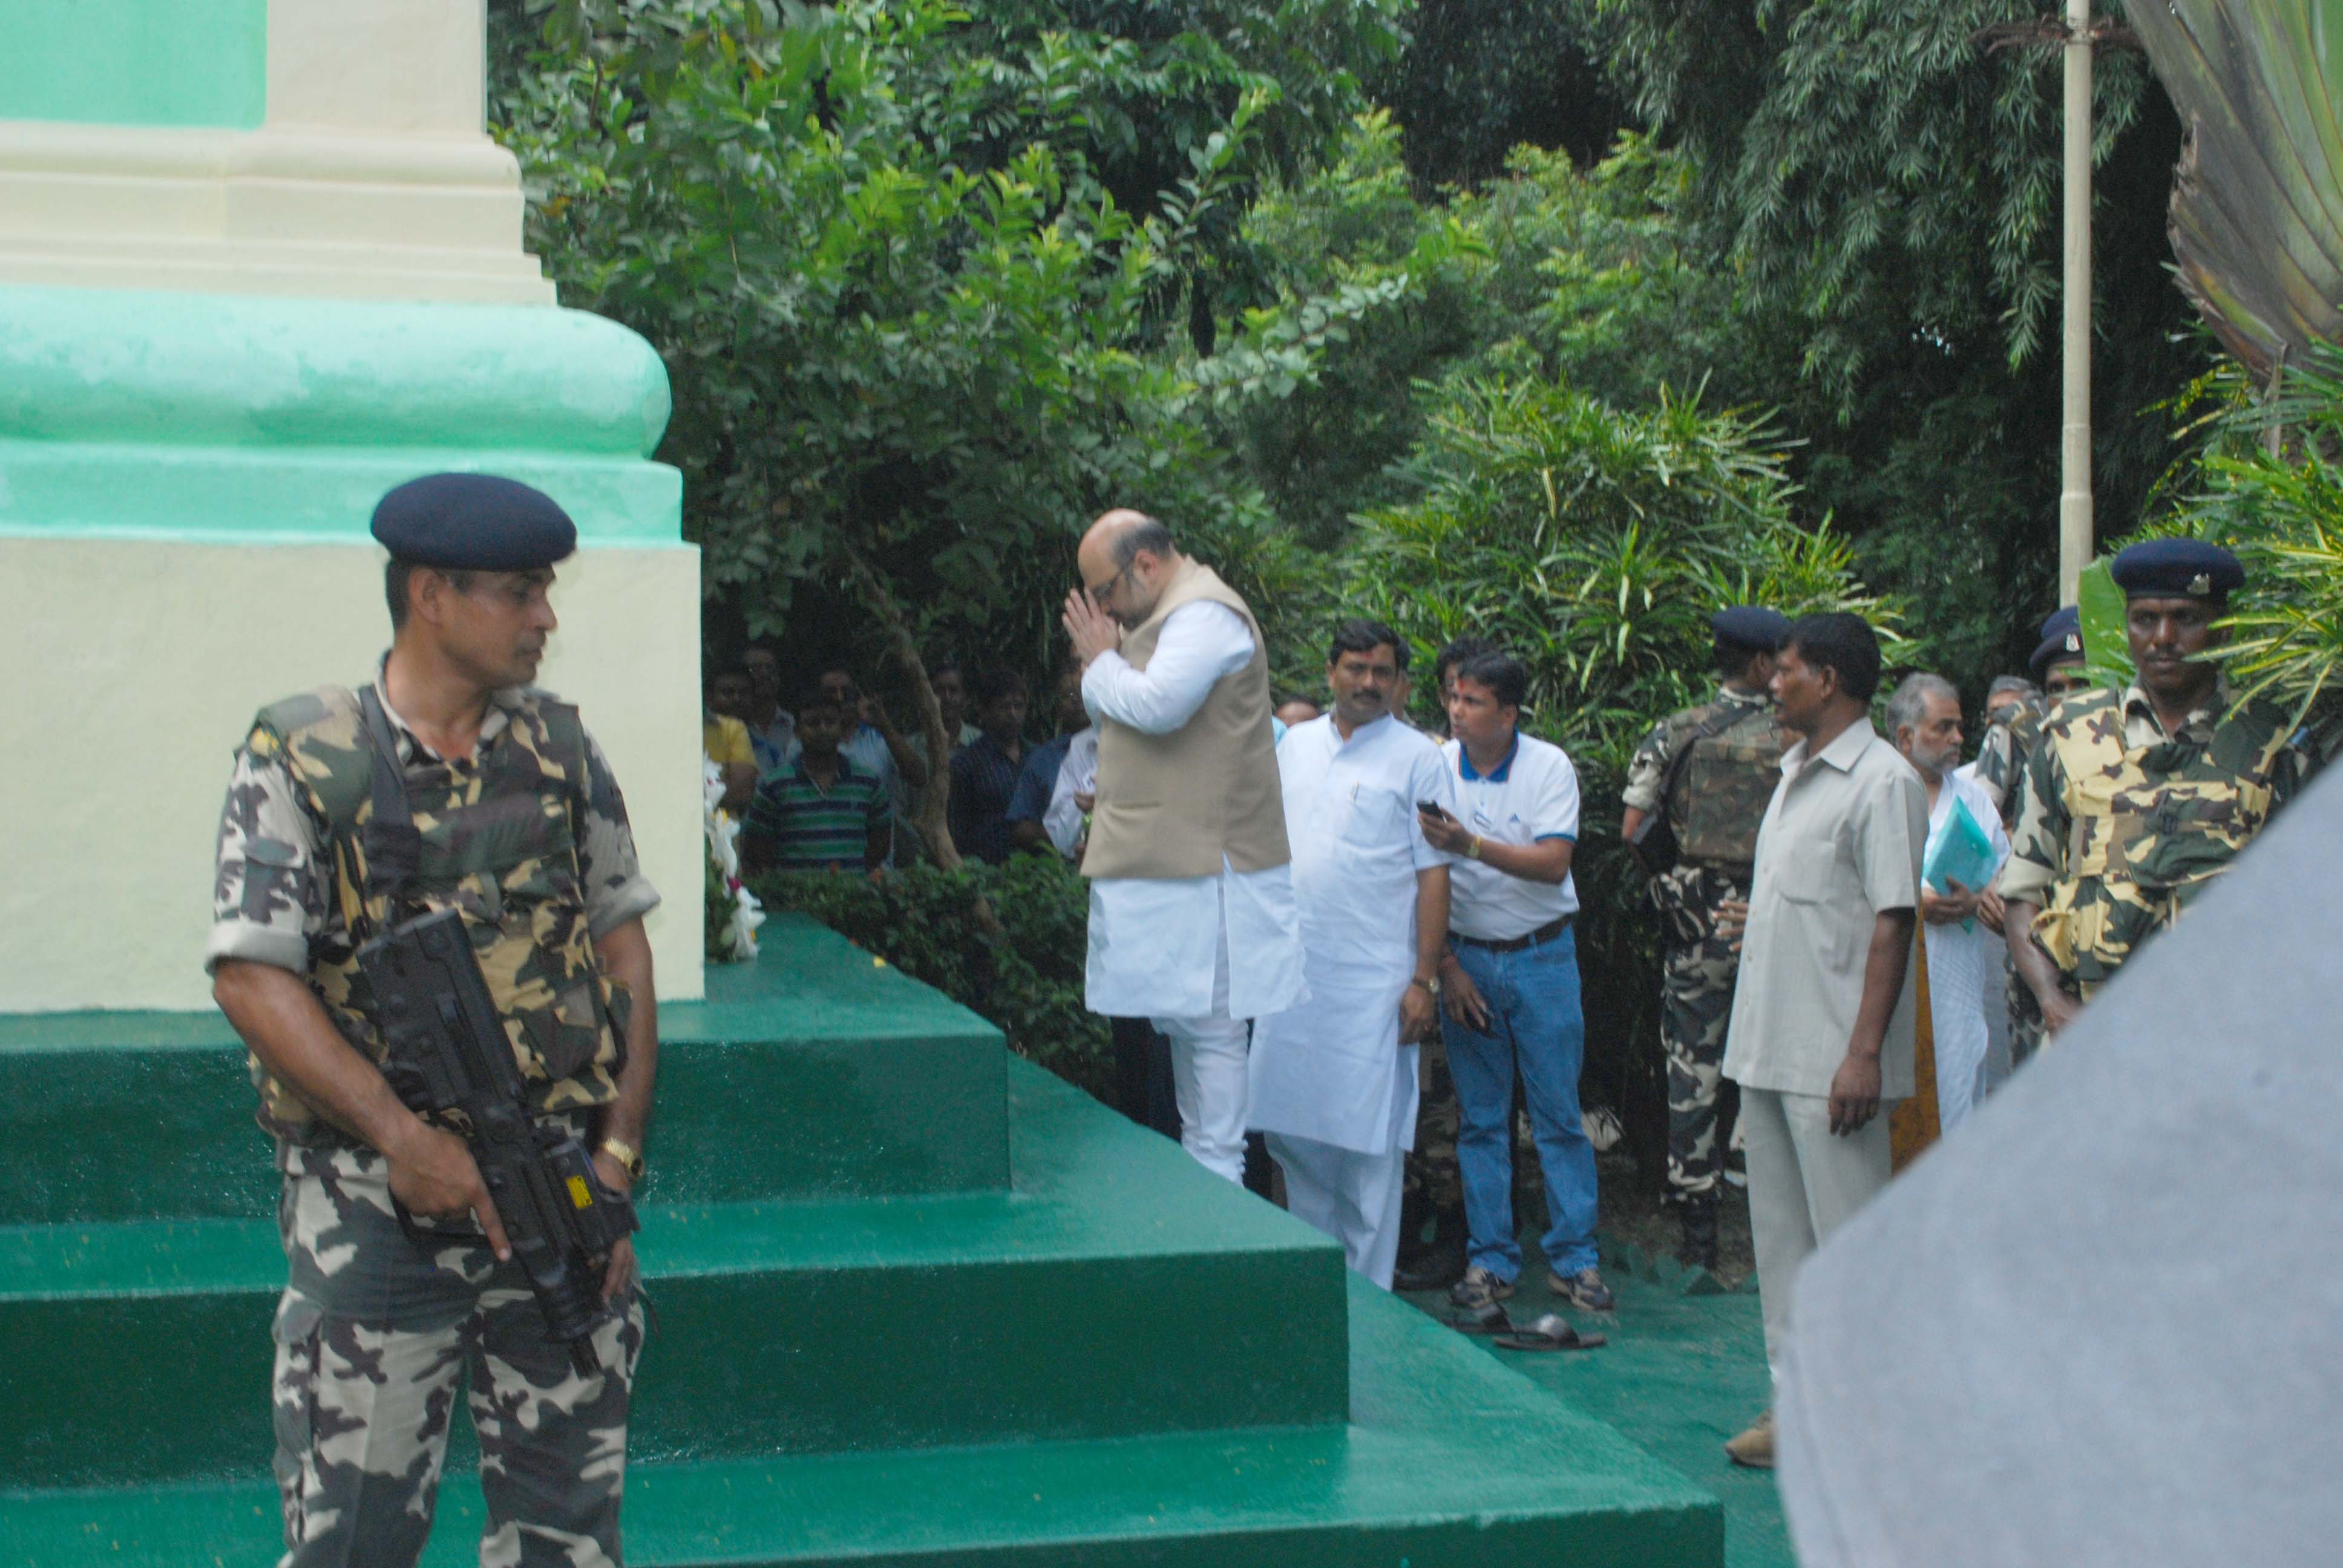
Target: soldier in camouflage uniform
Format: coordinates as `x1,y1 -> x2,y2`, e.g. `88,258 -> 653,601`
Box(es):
1968,676 -> 2043,825
208,475 -> 661,1568
2001,541 -> 2307,1039
1620,607 -> 1792,1270
1973,608 -> 2090,1067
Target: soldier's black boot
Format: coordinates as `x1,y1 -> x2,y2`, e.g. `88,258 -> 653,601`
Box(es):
1394,1199 -> 1468,1292
1674,1191 -> 1720,1273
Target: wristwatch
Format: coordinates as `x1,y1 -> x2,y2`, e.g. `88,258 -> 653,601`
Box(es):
1466,835 -> 1484,860
598,1137 -> 646,1183
1409,975 -> 1441,998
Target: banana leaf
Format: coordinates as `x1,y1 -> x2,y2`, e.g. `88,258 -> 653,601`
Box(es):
2076,555 -> 2138,693
2131,1 -> 2343,383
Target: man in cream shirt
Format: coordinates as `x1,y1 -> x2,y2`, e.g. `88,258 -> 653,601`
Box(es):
1719,612 -> 1925,1471
1061,511 -> 1306,1181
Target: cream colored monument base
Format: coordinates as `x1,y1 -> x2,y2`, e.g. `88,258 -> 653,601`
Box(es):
0,538 -> 704,1012
0,120 -> 552,305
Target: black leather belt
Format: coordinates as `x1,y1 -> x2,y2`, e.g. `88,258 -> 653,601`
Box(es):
1449,915 -> 1571,955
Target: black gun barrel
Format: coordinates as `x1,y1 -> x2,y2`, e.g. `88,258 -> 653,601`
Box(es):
360,907 -> 638,1371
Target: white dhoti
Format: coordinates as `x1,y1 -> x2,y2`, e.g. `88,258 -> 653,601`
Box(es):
1921,771 -> 2011,1134
1268,1134 -> 1408,1289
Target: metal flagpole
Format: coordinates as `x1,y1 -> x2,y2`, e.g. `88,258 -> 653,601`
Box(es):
2059,0 -> 2094,602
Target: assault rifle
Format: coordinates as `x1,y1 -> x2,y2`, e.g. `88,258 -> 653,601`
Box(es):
359,907 -> 638,1374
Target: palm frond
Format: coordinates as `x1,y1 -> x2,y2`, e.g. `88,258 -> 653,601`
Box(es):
2132,1 -> 2343,381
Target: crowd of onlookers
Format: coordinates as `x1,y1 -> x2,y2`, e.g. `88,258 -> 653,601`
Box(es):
702,647 -> 1321,878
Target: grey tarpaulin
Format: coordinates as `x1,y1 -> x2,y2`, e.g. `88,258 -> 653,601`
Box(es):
1776,763 -> 2343,1567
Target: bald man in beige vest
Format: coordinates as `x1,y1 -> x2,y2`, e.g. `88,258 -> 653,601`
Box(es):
1062,511 -> 1308,1181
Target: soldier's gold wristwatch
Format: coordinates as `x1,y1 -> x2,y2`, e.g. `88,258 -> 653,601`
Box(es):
598,1137 -> 645,1183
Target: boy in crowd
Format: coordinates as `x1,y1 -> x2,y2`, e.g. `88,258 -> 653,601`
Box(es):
742,685 -> 893,875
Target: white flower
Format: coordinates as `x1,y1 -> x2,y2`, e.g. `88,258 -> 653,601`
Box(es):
724,881 -> 765,962
703,756 -> 759,961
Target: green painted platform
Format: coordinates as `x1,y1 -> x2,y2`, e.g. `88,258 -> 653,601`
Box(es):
0,933 -> 1008,1224
0,913 -> 1725,1564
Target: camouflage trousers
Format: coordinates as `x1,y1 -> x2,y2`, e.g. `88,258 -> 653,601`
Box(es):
271,1143 -> 644,1568
1662,929 -> 1742,1200
1402,1039 -> 1464,1214
2005,955 -> 2045,1068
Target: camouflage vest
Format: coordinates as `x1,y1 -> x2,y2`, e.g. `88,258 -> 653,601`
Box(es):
1668,699 -> 1790,871
1982,703 -> 2046,829
244,685 -> 629,1146
2031,688 -> 2290,989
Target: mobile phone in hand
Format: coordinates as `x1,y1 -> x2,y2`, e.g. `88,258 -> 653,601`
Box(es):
1417,800 -> 1451,820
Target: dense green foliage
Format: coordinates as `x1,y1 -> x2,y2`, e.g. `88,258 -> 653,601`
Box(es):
496,0 -> 1400,679
747,855 -> 1112,1097
1585,0 -> 2210,688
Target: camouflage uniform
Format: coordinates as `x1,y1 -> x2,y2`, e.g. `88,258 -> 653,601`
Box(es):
1622,687 -> 1786,1202
211,669 -> 659,1568
1402,1038 -> 1464,1217
1971,698 -> 2048,1064
1999,681 -> 2304,1011
1970,699 -> 2045,829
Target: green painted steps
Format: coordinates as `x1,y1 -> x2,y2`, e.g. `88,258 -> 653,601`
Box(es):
1,1275 -> 1722,1567
0,913 -> 1725,1563
0,918 -> 1009,1224
0,1060 -> 1347,1490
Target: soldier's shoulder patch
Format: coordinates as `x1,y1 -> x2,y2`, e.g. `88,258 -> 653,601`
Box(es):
256,685 -> 361,737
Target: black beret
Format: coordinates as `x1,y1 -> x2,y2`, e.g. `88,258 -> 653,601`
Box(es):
2029,604 -> 2084,681
2109,538 -> 2242,601
1712,606 -> 1791,652
370,473 -> 577,570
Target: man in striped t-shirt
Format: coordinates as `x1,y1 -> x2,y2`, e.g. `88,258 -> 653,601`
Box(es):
742,687 -> 893,875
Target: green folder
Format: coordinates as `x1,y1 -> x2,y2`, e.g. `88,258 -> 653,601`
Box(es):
1923,795 -> 2000,935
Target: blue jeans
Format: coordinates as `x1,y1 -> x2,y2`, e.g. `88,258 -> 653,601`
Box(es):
1442,924 -> 1599,1281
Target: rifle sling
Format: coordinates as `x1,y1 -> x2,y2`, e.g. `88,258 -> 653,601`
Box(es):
356,685 -> 424,921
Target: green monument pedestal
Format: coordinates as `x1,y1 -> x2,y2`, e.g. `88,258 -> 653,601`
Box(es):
0,916 -> 1722,1564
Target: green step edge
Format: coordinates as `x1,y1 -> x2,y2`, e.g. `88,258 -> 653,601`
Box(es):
0,1275 -> 1723,1567
0,915 -> 1012,1223
0,1059 -> 1349,1488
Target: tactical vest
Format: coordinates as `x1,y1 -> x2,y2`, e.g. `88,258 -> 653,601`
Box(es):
243,685 -> 629,1146
2030,688 -> 2289,989
1668,701 -> 1789,871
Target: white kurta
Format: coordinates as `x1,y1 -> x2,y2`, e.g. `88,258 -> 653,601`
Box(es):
1922,768 -> 2011,1132
1081,601 -> 1306,1022
1247,714 -> 1453,1155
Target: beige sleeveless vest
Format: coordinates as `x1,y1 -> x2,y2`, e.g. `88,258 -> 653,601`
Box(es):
1082,558 -> 1291,880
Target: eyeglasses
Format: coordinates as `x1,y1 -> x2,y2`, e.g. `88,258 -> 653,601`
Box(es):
1084,565 -> 1132,606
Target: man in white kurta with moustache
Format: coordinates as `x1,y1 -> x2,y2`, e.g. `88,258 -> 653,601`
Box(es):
1248,620 -> 1453,1288
1061,511 -> 1307,1182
